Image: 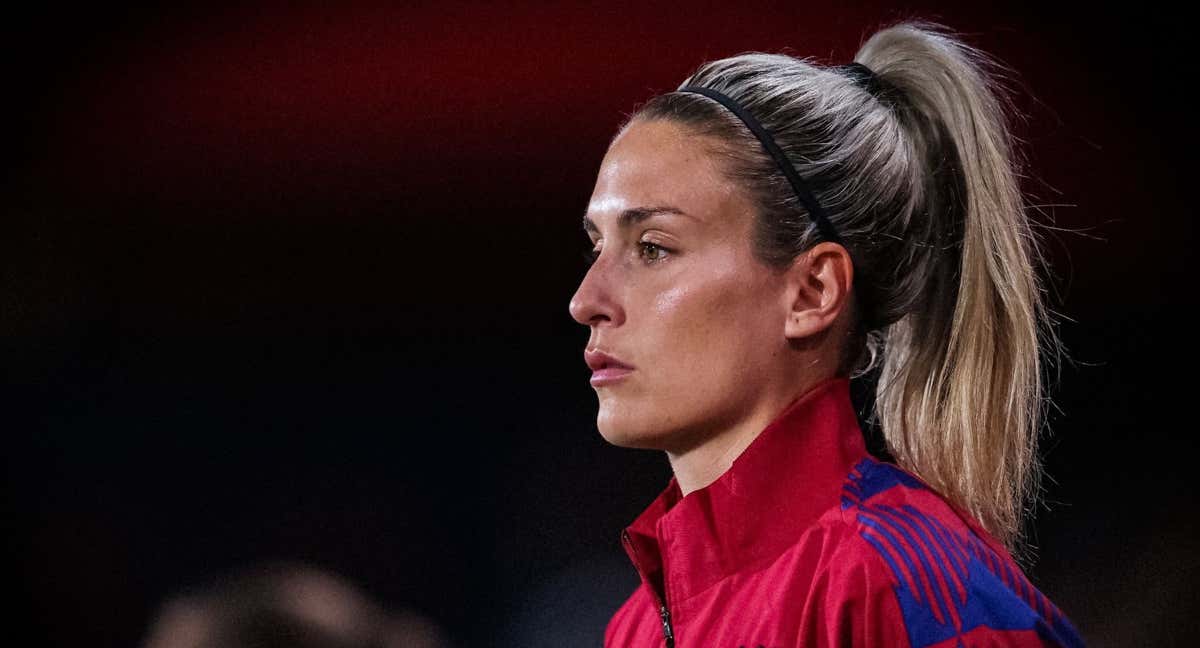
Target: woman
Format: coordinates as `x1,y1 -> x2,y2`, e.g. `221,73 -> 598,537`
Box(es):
569,21 -> 1085,648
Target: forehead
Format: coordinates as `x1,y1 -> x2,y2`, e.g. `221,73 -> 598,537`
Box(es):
585,119 -> 744,228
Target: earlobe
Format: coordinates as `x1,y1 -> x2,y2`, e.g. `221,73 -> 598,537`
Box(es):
784,305 -> 826,339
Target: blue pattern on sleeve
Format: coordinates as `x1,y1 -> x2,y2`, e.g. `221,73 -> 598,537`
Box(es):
841,459 -> 1086,648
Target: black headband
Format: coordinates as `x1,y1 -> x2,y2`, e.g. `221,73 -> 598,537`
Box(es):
678,62 -> 887,246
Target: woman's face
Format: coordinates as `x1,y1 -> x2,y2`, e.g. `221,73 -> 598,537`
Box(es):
569,118 -> 793,452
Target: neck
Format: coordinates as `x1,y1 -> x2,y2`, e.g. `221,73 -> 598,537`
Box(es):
667,373 -> 832,496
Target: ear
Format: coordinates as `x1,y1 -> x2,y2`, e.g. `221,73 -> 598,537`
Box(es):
782,242 -> 855,340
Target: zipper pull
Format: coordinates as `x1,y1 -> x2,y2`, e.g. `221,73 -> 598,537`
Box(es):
660,604 -> 675,648
624,529 -> 674,647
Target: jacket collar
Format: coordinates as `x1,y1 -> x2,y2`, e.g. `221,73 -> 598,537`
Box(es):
621,376 -> 869,606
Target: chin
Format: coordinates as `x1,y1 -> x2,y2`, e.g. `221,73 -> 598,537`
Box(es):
597,424 -> 652,449
595,405 -> 672,450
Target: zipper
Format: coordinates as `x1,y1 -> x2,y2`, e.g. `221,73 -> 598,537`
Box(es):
622,530 -> 676,647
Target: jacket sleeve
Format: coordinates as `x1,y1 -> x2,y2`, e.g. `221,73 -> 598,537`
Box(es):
796,528 -> 1085,647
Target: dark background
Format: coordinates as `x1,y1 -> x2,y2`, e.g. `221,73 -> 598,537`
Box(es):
3,2 -> 1195,646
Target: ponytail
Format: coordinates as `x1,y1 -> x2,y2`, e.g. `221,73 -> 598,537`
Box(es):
856,21 -> 1063,551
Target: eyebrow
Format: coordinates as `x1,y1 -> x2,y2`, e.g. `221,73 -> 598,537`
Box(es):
582,206 -> 689,236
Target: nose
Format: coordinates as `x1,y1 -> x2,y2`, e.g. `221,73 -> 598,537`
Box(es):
569,253 -> 623,327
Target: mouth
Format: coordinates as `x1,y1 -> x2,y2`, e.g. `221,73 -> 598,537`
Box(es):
584,349 -> 635,386
589,365 -> 633,387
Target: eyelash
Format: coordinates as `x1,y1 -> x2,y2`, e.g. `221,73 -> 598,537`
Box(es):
582,242 -> 671,266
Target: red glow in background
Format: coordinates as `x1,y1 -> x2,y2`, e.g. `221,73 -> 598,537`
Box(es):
4,3 -> 1194,647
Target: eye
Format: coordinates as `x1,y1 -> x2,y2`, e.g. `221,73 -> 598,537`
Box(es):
638,241 -> 670,263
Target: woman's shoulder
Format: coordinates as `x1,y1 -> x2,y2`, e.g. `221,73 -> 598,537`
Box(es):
803,457 -> 1086,648
835,456 -> 999,545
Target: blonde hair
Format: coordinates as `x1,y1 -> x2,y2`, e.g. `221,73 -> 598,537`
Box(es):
627,20 -> 1063,552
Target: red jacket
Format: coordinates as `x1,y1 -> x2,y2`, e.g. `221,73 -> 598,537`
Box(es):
605,377 -> 1084,647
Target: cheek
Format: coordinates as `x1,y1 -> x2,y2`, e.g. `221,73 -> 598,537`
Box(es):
650,271 -> 776,376
651,285 -> 715,363
652,284 -> 689,317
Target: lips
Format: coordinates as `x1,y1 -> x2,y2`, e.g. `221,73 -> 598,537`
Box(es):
584,349 -> 635,372
584,349 -> 635,387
